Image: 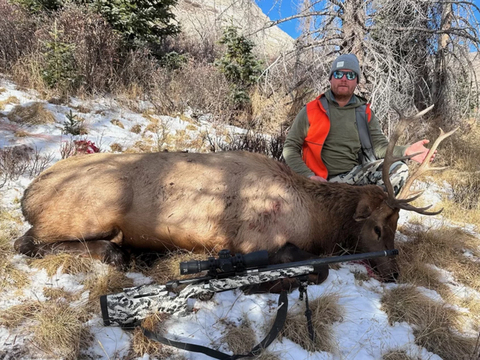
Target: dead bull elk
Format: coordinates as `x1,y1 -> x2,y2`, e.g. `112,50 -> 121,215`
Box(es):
14,107 -> 456,282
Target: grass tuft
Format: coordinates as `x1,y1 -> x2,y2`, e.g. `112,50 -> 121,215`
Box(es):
128,313 -> 176,358
7,102 -> 56,125
280,293 -> 343,352
0,96 -> 20,110
0,227 -> 29,290
146,249 -> 214,284
83,266 -> 134,312
29,253 -> 96,276
397,226 -> 480,292
221,318 -> 257,354
382,286 -> 477,359
0,301 -> 41,328
32,300 -> 92,360
382,350 -> 420,360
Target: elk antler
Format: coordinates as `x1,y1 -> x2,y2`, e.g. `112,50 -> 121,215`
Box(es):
397,127 -> 458,200
383,105 -> 457,215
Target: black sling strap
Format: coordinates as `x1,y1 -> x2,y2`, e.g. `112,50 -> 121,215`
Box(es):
319,96 -> 376,165
142,291 -> 289,359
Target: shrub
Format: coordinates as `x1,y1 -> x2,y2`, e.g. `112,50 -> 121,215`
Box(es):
0,0 -> 37,71
41,20 -> 79,92
61,139 -> 100,158
62,110 -> 87,135
53,5 -> 121,93
205,128 -> 286,161
159,51 -> 188,70
12,0 -> 61,13
91,0 -> 180,47
215,26 -> 262,108
0,145 -> 53,188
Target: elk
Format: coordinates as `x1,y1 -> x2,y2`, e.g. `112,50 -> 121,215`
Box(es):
14,108 -> 456,282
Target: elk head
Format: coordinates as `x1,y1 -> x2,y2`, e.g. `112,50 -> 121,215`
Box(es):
360,105 -> 457,281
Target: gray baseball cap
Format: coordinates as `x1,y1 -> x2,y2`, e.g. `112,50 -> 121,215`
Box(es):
329,54 -> 360,82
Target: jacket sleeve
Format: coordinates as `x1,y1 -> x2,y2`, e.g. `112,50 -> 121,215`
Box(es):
369,111 -> 408,159
282,107 -> 316,178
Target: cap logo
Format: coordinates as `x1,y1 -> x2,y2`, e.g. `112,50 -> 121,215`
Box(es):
336,61 -> 344,68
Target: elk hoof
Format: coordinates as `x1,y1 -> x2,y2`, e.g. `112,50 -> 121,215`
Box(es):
103,242 -> 129,269
14,235 -> 38,257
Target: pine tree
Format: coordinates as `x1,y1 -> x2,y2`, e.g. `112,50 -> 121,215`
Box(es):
92,0 -> 180,46
216,26 -> 262,108
42,20 -> 79,91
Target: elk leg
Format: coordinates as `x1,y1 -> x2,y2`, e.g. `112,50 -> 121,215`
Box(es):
244,243 -> 329,294
14,228 -> 129,268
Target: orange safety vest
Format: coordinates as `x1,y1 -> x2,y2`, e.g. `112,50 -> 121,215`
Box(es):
303,94 -> 372,179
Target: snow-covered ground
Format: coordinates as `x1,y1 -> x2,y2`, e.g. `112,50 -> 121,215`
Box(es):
0,77 -> 478,360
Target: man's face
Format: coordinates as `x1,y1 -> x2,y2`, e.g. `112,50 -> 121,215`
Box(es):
329,68 -> 357,99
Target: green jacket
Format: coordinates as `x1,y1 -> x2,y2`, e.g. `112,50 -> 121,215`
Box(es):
283,90 -> 408,178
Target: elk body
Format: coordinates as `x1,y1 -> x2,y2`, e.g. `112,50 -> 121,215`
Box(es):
14,111 -> 455,282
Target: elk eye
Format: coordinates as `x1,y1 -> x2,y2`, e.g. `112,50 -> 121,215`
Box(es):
374,226 -> 382,238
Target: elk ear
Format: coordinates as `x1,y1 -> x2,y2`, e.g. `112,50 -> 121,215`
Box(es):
354,200 -> 372,221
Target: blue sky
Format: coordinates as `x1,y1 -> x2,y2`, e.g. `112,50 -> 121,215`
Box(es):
255,0 -> 480,40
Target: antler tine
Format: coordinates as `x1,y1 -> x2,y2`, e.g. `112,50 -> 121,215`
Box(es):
398,127 -> 458,199
395,202 -> 443,216
412,104 -> 435,119
383,105 -> 432,206
382,115 -> 408,201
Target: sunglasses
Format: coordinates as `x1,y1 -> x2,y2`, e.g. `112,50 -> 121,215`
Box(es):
332,70 -> 357,81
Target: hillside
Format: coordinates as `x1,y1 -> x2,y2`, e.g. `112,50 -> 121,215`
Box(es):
174,0 -> 295,59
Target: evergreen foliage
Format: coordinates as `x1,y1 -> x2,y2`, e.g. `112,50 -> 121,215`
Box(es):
62,110 -> 85,135
160,51 -> 188,69
91,0 -> 180,46
12,0 -> 62,13
13,0 -> 180,47
216,26 -> 262,108
41,21 -> 79,91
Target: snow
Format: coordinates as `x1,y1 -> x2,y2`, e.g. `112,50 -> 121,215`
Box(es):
0,77 -> 478,360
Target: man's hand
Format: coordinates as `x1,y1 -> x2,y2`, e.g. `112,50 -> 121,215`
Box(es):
405,140 -> 437,163
309,175 -> 327,182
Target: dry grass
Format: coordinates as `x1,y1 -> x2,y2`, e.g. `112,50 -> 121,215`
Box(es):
83,266 -> 134,312
221,318 -> 257,354
397,226 -> 480,291
111,118 -> 125,128
130,124 -> 142,134
439,172 -> 480,226
110,142 -> 123,152
29,253 -> 96,276
0,301 -> 41,328
0,224 -> 29,290
43,286 -> 80,302
146,249 -> 214,284
382,286 -> 477,359
32,300 -> 92,360
382,350 -> 420,360
280,293 -> 343,352
250,89 -> 290,132
127,313 -> 175,359
0,95 -> 20,110
430,124 -> 480,225
7,102 -> 56,125
218,317 -> 280,358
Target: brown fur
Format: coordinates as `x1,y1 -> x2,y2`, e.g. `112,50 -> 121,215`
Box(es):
15,151 -> 399,280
